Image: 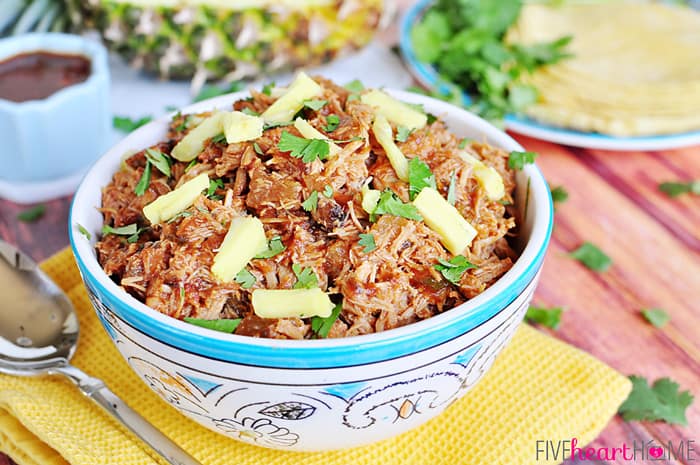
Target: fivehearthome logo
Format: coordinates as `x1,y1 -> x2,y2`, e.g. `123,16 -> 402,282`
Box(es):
535,438 -> 696,462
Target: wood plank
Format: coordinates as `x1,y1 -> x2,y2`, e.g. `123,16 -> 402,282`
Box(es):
514,137 -> 700,464
0,196 -> 71,261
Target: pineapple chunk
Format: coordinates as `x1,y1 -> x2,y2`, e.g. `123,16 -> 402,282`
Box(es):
171,112 -> 224,162
223,111 -> 264,143
372,114 -> 409,182
293,118 -> 341,155
252,288 -> 334,319
143,173 -> 209,224
361,183 -> 381,214
361,89 -> 427,130
261,72 -> 322,124
412,187 -> 477,255
458,151 -> 505,200
211,217 -> 268,282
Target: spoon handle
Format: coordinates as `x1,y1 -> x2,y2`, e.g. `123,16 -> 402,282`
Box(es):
56,364 -> 202,465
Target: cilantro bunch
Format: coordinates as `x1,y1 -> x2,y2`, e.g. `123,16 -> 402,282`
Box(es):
410,0 -> 571,121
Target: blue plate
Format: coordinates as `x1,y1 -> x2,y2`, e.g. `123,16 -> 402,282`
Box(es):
399,0 -> 700,151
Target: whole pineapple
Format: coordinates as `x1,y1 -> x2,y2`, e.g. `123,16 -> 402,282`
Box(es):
79,0 -> 386,82
0,0 -> 78,36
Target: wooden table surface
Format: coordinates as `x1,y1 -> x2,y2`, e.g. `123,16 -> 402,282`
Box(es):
1,135 -> 697,465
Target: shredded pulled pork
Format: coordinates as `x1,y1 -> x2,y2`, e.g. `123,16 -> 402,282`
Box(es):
96,77 -> 518,339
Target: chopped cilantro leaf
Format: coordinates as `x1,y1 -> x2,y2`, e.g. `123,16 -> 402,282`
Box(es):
344,79 -> 365,93
77,223 -> 91,240
175,115 -> 192,132
641,308 -> 670,328
193,81 -> 243,102
323,185 -> 334,198
659,180 -> 700,198
255,236 -> 286,259
144,148 -> 171,177
102,223 -> 139,237
17,204 -> 46,222
311,301 -> 342,338
325,114 -> 340,132
166,211 -> 193,224
569,242 -> 612,272
447,171 -> 458,205
241,107 -> 260,116
211,133 -> 227,144
358,233 -> 376,253
618,376 -> 693,426
303,99 -> 327,111
113,115 -> 152,133
234,269 -> 256,289
508,151 -> 538,170
278,131 -> 330,163
458,138 -> 471,149
525,305 -> 564,330
134,161 -> 151,196
396,126 -> 414,143
207,178 -> 225,199
184,317 -> 242,334
374,189 -> 423,221
550,184 -> 568,205
263,120 -> 294,130
185,159 -> 198,172
302,191 -> 319,212
408,157 -> 437,200
262,81 -> 275,96
434,255 -> 476,284
292,264 -> 318,289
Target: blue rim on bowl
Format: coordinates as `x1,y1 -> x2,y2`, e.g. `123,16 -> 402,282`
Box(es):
69,89 -> 554,369
399,0 -> 700,151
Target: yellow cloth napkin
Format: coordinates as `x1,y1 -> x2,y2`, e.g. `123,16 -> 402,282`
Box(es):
0,249 -> 631,465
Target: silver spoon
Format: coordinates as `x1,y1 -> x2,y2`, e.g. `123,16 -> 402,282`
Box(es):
0,240 -> 202,465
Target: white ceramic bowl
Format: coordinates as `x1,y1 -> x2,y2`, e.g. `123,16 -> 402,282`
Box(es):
69,89 -> 553,451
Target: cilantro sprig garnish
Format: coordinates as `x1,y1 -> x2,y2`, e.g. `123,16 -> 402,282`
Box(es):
410,0 -> 571,121
358,233 -> 376,253
569,242 -> 612,272
659,180 -> 700,198
113,115 -> 152,133
255,236 -> 286,259
525,305 -> 564,330
434,255 -> 477,284
292,264 -> 319,289
184,317 -> 242,334
278,131 -> 330,163
311,301 -> 343,338
373,190 -> 423,221
618,376 -> 694,426
508,150 -> 537,170
408,157 -> 437,200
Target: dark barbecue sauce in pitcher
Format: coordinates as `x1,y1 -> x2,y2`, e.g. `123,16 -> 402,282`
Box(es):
0,51 -> 91,103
